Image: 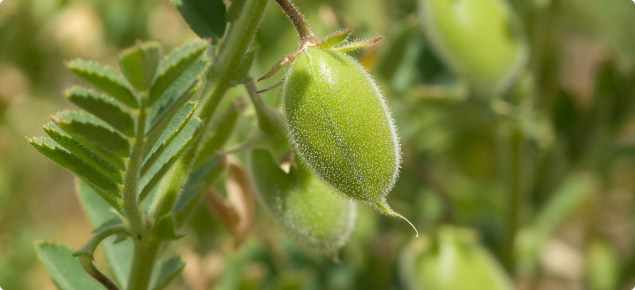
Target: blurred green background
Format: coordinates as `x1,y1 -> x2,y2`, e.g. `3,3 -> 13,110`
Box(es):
2,0 -> 635,289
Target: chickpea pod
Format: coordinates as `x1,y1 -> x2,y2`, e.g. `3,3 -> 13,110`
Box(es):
282,48 -> 403,214
258,0 -> 418,236
248,148 -> 356,255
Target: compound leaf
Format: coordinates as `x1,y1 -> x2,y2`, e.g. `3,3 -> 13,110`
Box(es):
139,118 -> 202,200
229,47 -> 256,86
148,59 -> 206,133
170,0 -> 227,40
142,101 -> 198,172
154,216 -> 185,241
174,154 -> 225,227
173,104 -> 239,226
149,39 -> 208,105
145,100 -> 198,157
36,242 -> 106,290
28,137 -> 121,208
76,180 -> 132,287
119,41 -> 163,92
54,110 -> 131,158
65,86 -> 135,137
196,102 -> 240,160
150,256 -> 185,290
43,123 -> 123,185
226,0 -> 247,23
67,59 -> 139,109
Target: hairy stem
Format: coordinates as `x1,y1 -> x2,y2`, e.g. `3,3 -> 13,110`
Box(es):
127,239 -> 161,290
150,0 -> 268,221
123,96 -> 148,236
123,93 -> 159,290
245,81 -> 278,133
274,0 -> 315,40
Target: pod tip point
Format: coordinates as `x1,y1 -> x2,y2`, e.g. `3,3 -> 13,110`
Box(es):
376,202 -> 419,237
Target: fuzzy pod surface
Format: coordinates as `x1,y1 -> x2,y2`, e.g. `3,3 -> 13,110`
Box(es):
281,47 -> 401,211
420,0 -> 527,92
248,148 -> 356,254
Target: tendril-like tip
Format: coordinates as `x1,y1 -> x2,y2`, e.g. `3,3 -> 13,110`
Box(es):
377,202 -> 419,237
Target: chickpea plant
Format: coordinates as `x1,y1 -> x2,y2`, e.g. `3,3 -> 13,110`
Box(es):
27,0 -> 414,289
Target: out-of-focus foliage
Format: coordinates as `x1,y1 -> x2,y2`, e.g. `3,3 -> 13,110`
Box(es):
2,0 -> 635,289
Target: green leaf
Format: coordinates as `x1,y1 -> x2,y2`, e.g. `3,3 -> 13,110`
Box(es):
154,216 -> 185,241
173,104 -> 238,226
139,118 -> 202,200
45,119 -> 127,171
226,0 -> 247,23
174,154 -> 225,227
76,180 -> 133,287
149,40 -> 208,106
43,123 -> 123,184
67,59 -> 139,109
145,100 -> 198,157
65,87 -> 136,137
170,0 -> 227,40
229,47 -> 256,86
35,242 -> 106,290
149,56 -> 207,125
150,256 -> 185,290
54,110 -> 131,158
119,41 -> 163,92
317,27 -> 353,49
148,82 -> 198,138
29,137 -> 121,209
72,219 -> 128,257
91,217 -> 124,234
142,101 -> 198,173
196,103 -> 240,159
113,233 -> 128,244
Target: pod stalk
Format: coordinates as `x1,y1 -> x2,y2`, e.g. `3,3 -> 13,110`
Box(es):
274,0 -> 315,40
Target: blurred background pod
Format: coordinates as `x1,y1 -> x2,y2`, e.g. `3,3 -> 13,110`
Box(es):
419,0 -> 528,95
247,148 -> 356,256
400,226 -> 514,290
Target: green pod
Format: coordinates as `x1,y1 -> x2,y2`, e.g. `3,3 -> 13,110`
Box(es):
400,227 -> 514,290
282,47 -> 401,213
248,148 -> 356,255
420,0 -> 527,92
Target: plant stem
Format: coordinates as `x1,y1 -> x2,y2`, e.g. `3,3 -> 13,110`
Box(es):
199,0 -> 269,121
150,0 -> 269,220
274,0 -> 315,40
127,239 -> 161,290
502,127 -> 524,274
245,81 -> 278,134
123,93 -> 158,290
123,96 -> 148,237
78,253 -> 121,290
